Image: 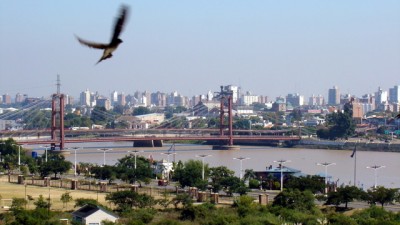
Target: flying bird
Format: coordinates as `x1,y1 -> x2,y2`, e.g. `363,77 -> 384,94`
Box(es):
75,5 -> 129,64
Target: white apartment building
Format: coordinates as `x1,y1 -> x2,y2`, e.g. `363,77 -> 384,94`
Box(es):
79,89 -> 91,106
241,91 -> 259,106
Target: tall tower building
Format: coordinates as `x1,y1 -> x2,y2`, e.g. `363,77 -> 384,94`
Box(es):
117,93 -> 126,106
375,87 -> 388,104
111,91 -> 118,106
80,89 -> 91,106
151,91 -> 167,107
207,91 -> 213,101
15,93 -> 26,103
328,86 -> 340,105
286,93 -> 304,107
389,85 -> 400,103
309,94 -> 324,106
2,94 -> 11,105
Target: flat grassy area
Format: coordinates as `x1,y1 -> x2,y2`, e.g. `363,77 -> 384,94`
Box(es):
0,176 -> 109,212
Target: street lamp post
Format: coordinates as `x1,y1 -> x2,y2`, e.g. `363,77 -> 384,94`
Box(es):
317,162 -> 336,195
367,165 -> 385,188
128,150 -> 144,169
274,159 -> 290,192
196,154 -> 211,180
69,147 -> 81,176
233,157 -> 250,180
11,144 -> 21,170
40,145 -> 50,162
97,148 -> 112,166
161,152 -> 176,163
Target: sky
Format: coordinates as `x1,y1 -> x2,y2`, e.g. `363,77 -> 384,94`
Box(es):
0,1 -> 399,101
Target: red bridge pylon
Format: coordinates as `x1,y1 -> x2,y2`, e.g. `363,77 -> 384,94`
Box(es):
51,93 -> 65,150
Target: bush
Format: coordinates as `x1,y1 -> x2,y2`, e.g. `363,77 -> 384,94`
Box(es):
249,179 -> 260,189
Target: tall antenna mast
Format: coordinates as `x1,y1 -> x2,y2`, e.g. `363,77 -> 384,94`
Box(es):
56,74 -> 61,95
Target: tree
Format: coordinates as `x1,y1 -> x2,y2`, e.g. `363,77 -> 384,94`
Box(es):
38,153 -> 72,178
174,106 -> 187,113
115,155 -> 153,184
285,175 -> 324,194
220,176 -> 248,196
364,186 -> 399,207
133,106 -> 151,116
318,111 -> 355,140
273,189 -> 316,212
243,169 -> 257,182
172,193 -> 193,209
233,195 -> 259,217
173,160 -> 207,189
251,102 -> 266,111
209,166 -> 235,193
325,185 -> 364,209
91,165 -> 116,184
11,197 -> 28,211
91,106 -> 109,124
113,104 -> 125,115
23,109 -> 52,129
290,108 -> 302,123
34,195 -> 51,210
74,198 -> 99,208
106,190 -> 156,211
60,192 -> 73,209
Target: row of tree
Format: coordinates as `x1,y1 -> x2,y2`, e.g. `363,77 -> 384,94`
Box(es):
3,184 -> 400,224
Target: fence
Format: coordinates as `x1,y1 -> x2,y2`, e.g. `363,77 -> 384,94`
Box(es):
4,175 -> 267,205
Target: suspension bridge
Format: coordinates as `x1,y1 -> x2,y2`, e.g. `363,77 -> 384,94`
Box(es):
0,91 -> 303,150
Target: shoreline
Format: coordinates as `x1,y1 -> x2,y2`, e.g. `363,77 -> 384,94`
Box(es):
294,139 -> 400,153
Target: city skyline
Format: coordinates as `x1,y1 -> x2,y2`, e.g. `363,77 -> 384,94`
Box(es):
1,1 -> 399,100
2,83 -> 400,106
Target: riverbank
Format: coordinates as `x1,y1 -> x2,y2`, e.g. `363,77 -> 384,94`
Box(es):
295,138 -> 400,152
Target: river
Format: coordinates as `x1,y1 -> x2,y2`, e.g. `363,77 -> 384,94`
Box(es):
32,142 -> 400,189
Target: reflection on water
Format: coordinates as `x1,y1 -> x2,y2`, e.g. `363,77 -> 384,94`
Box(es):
33,142 -> 400,189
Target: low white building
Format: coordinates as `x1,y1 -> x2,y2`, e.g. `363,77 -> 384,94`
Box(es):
72,204 -> 119,225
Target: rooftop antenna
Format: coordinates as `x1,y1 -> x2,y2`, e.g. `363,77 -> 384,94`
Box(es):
56,74 -> 61,95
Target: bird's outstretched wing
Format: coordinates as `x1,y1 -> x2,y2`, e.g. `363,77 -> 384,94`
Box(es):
75,35 -> 108,49
111,5 -> 129,42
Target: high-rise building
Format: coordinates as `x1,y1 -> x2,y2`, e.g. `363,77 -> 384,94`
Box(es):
207,91 -> 213,101
15,93 -> 27,103
96,98 -> 111,110
67,95 -> 74,105
359,94 -> 375,113
143,91 -> 151,107
286,93 -> 304,107
241,91 -> 259,106
389,85 -> 400,103
191,94 -> 205,106
80,89 -> 91,106
117,93 -> 126,106
375,87 -> 388,109
111,91 -> 118,106
309,94 -> 324,106
2,94 -> 11,105
258,95 -> 268,104
223,85 -> 240,103
328,86 -> 340,105
151,91 -> 167,107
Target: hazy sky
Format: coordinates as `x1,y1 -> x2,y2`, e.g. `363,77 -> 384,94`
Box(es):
1,1 -> 399,100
